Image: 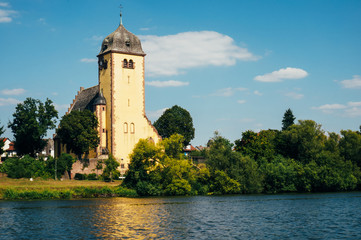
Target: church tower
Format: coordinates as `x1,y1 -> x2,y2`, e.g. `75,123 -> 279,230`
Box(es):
97,14 -> 160,174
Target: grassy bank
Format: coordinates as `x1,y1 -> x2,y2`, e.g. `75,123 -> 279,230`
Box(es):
0,177 -> 137,200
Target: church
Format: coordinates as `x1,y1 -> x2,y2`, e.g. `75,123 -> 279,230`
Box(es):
55,14 -> 161,175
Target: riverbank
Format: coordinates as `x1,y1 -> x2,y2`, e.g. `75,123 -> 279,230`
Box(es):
0,177 -> 137,200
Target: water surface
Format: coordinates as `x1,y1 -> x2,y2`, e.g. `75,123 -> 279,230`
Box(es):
1,192 -> 360,239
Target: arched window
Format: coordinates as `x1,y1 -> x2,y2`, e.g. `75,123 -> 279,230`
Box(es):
130,123 -> 135,134
123,59 -> 128,68
123,122 -> 128,133
129,59 -> 134,69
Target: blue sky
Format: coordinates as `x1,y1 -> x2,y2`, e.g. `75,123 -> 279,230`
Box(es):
0,0 -> 360,146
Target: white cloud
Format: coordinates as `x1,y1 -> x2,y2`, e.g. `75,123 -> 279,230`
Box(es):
146,80 -> 189,87
340,75 -> 361,89
285,92 -> 304,100
254,67 -> 308,82
141,31 -> 260,77
312,102 -> 361,117
140,27 -> 150,31
1,88 -> 25,95
146,108 -> 168,120
237,100 -> 246,104
0,9 -> 16,23
0,3 -> 17,23
347,101 -> 361,107
344,107 -> 361,117
0,97 -> 20,106
212,87 -> 246,97
80,58 -> 97,63
253,90 -> 263,96
312,104 -> 346,111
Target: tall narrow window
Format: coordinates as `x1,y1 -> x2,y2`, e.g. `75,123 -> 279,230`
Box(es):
128,76 -> 130,84
128,99 -> 130,107
123,59 -> 128,68
129,59 -> 134,69
130,123 -> 135,134
123,123 -> 128,133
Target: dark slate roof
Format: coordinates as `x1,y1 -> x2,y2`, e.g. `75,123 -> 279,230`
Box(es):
71,85 -> 99,112
98,24 -> 145,56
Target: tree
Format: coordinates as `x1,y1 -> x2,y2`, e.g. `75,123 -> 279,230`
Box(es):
102,155 -> 120,182
123,134 -> 198,196
282,108 -> 296,131
278,120 -> 326,163
0,121 -> 4,155
153,105 -> 195,146
339,130 -> 361,167
8,98 -> 58,157
46,153 -> 75,179
234,129 -> 278,162
56,110 -> 99,159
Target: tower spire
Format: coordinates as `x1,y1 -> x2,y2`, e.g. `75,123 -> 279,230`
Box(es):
119,4 -> 123,25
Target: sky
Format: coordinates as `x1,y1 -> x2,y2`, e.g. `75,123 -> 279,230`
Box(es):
0,0 -> 360,146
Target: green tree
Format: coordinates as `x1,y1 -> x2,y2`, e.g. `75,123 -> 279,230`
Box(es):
123,138 -> 162,190
278,120 -> 326,163
234,129 -> 277,162
153,105 -> 195,146
339,130 -> 361,167
46,153 -> 75,179
282,108 -> 296,131
56,110 -> 99,159
260,156 -> 299,193
123,134 -> 198,196
8,98 -> 58,157
205,132 -> 235,172
102,155 -> 120,182
210,170 -> 241,194
2,155 -> 50,179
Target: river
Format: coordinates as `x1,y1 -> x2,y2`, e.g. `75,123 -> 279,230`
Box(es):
0,192 -> 360,239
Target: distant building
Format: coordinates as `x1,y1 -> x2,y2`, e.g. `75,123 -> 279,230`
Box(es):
183,145 -> 207,164
54,14 -> 161,174
38,139 -> 54,158
1,138 -> 16,160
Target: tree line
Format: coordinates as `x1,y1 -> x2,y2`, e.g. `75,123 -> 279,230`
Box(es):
122,108 -> 361,195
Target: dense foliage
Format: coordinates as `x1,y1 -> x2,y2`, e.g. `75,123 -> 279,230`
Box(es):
8,98 -> 58,157
101,155 -> 120,182
56,110 -> 99,159
124,119 -> 361,196
153,105 -> 195,146
0,154 -> 75,179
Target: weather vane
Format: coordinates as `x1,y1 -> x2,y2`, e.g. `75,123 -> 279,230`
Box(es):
119,4 -> 123,25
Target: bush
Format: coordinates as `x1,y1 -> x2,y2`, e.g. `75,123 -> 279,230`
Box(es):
87,173 -> 97,180
2,156 -> 50,179
210,170 -> 241,194
165,179 -> 192,196
74,173 -> 86,180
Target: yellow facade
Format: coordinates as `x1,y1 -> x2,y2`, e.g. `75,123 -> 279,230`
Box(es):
55,22 -> 160,175
99,52 -> 160,173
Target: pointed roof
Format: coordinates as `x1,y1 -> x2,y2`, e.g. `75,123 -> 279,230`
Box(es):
98,24 -> 145,56
93,88 -> 106,105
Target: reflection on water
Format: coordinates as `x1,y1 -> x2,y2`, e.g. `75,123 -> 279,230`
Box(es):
1,193 -> 361,239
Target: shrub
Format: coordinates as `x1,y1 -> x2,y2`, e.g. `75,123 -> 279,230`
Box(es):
87,173 -> 97,180
74,173 -> 86,180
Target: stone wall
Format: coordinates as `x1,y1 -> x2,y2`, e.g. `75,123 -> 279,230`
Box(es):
70,159 -> 104,179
